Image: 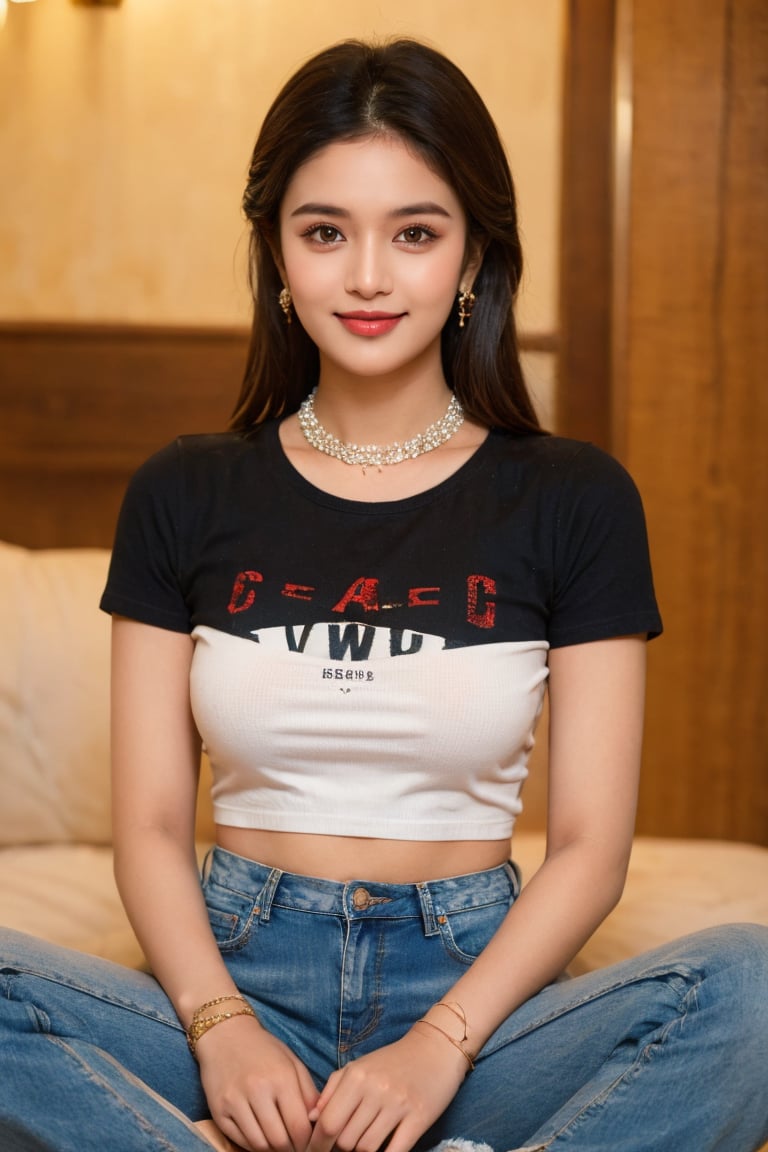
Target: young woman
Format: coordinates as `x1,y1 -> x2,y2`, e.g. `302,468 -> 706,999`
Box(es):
1,38 -> 767,1152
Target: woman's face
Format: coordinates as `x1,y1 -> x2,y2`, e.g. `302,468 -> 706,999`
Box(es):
278,134 -> 479,386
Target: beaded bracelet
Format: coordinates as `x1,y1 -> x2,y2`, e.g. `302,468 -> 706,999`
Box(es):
415,1001 -> 477,1072
186,994 -> 257,1058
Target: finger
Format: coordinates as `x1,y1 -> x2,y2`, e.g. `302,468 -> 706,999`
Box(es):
307,1116 -> 336,1152
218,1097 -> 292,1152
308,1067 -> 343,1120
330,1100 -> 383,1152
307,1094 -> 348,1152
245,1098 -> 299,1152
269,1061 -> 317,1152
216,1110 -> 268,1152
377,1117 -> 422,1152
279,1091 -> 314,1152
308,1084 -> 379,1152
291,1057 -> 322,1113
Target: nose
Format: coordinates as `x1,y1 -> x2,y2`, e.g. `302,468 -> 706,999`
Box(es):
344,235 -> 393,299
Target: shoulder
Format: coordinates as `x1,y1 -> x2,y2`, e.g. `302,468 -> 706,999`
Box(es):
487,431 -> 642,504
126,428 -> 271,492
492,437 -> 663,645
489,429 -> 624,470
137,430 -> 256,471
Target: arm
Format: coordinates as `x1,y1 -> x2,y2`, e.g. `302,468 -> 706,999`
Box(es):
110,616 -> 318,1151
308,635 -> 647,1152
443,634 -> 646,1031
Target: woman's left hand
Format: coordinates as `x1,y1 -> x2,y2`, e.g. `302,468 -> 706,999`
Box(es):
307,1027 -> 468,1152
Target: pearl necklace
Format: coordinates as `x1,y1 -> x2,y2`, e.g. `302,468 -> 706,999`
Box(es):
297,389 -> 464,472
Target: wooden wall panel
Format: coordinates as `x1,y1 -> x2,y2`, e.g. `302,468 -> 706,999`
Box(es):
619,0 -> 768,843
560,0 -> 767,843
0,324 -> 245,548
558,0 -> 615,450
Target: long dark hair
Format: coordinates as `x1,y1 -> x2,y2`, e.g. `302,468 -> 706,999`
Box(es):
231,38 -> 543,436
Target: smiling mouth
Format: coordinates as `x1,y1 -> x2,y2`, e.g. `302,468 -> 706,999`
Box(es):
335,311 -> 406,336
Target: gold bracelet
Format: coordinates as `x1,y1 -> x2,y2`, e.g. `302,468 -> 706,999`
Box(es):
190,994 -> 249,1019
186,994 -> 257,1058
435,1001 -> 471,1034
415,1001 -> 476,1072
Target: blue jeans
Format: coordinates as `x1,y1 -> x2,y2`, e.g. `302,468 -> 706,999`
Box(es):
1,847 -> 767,1151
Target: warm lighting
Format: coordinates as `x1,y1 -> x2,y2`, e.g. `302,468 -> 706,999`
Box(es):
2,0 -> 38,22
2,0 -> 123,30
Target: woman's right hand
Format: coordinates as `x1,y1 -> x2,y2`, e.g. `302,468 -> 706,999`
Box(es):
196,1014 -> 320,1152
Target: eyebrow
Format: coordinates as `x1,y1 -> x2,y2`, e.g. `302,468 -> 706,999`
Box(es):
289,201 -> 452,219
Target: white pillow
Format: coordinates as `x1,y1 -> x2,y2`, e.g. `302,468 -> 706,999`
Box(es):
0,541 -> 112,845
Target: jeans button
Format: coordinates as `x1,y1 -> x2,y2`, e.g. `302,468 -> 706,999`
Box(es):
352,887 -> 373,911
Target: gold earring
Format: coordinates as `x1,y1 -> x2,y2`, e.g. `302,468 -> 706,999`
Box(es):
457,289 -> 476,328
278,287 -> 293,324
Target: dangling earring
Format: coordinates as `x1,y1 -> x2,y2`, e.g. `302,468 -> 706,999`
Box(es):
278,286 -> 293,324
457,289 -> 476,328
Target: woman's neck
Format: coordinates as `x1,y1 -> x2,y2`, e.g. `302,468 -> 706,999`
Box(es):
311,370 -> 454,448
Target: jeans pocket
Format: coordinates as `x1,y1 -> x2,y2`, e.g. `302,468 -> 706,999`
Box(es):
203,877 -> 259,951
436,897 -> 512,964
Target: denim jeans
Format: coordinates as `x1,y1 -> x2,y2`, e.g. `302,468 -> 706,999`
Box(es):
1,847 -> 767,1151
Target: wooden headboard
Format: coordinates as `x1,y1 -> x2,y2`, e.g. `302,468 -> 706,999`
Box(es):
0,323 -> 247,548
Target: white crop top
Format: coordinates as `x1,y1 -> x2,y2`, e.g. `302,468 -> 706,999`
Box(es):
190,625 -> 548,840
100,423 -> 662,840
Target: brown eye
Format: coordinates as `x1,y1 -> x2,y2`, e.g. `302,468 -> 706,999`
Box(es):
396,225 -> 436,245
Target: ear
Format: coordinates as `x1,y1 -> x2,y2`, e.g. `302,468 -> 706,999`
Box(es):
460,234 -> 487,294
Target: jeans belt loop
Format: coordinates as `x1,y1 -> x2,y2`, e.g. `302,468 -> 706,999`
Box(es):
416,881 -> 440,936
258,867 -> 283,922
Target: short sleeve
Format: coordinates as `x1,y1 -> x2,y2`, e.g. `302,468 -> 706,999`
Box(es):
548,444 -> 662,648
99,440 -> 192,632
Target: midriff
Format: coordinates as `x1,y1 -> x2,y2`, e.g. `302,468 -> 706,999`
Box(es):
216,826 -> 511,883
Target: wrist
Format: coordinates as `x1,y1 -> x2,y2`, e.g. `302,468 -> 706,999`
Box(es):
413,1001 -> 477,1073
185,993 -> 261,1059
177,986 -> 241,1029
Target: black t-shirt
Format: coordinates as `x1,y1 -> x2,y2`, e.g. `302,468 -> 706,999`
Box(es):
101,422 -> 662,650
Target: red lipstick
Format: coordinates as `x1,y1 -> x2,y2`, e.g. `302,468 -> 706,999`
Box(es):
336,311 -> 405,337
